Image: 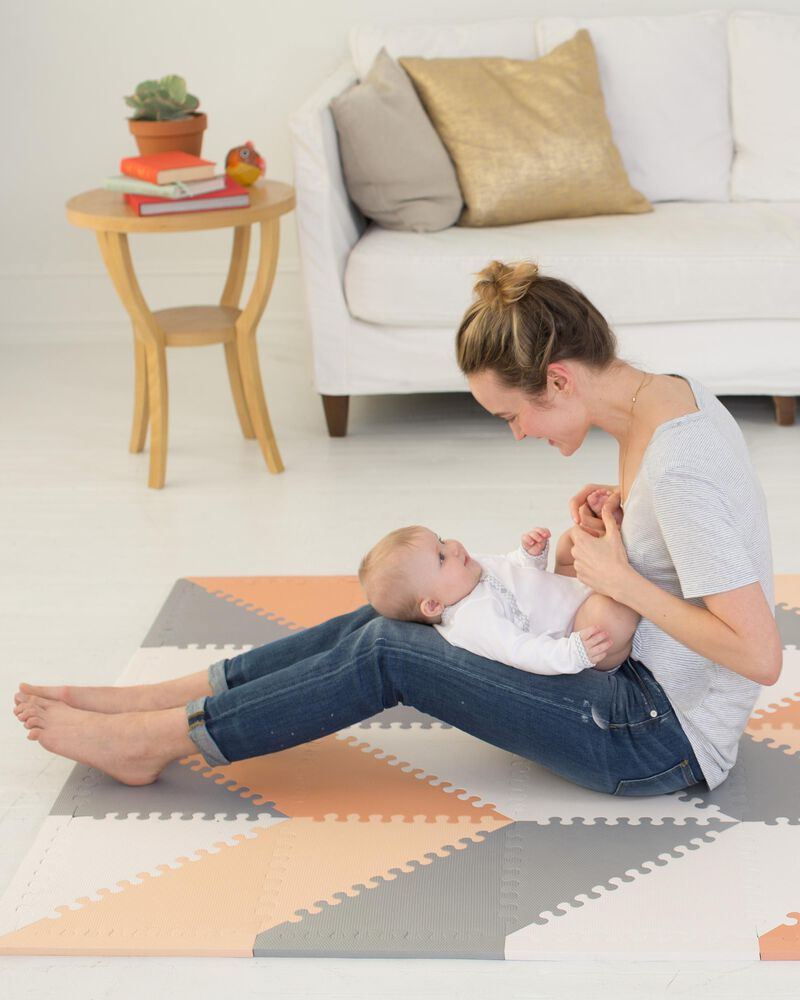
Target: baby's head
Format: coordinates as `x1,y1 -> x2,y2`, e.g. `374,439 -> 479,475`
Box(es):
359,526 -> 482,623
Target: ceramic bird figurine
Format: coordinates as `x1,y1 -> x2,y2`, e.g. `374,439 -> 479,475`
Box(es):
225,141 -> 266,186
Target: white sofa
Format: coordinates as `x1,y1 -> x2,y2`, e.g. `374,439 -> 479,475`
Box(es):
289,11 -> 800,436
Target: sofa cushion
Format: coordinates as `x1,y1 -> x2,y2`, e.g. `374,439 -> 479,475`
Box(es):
349,18 -> 538,80
400,32 -> 651,227
537,12 -> 731,203
330,49 -> 462,232
344,202 -> 800,327
729,12 -> 800,201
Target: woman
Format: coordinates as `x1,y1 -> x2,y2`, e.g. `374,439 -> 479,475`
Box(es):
14,261 -> 781,796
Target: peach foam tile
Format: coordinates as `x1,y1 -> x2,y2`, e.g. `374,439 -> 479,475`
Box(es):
180,732 -> 510,824
504,823 -> 759,961
187,576 -> 365,630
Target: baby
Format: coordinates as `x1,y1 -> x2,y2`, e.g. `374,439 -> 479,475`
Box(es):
358,496 -> 639,675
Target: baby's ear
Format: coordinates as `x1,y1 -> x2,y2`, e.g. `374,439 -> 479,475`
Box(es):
420,597 -> 443,621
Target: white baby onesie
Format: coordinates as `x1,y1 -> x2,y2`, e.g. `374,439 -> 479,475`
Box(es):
433,543 -> 595,675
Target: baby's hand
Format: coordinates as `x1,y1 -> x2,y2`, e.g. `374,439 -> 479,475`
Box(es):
577,626 -> 613,666
521,527 -> 551,557
587,489 -> 624,526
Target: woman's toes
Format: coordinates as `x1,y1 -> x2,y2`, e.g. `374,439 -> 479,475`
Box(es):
20,683 -> 70,703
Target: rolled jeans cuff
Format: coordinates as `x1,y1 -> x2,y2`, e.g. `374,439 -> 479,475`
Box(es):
185,661 -> 231,767
208,658 -> 230,695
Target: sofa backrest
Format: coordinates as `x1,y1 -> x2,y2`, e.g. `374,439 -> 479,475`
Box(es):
348,10 -> 800,205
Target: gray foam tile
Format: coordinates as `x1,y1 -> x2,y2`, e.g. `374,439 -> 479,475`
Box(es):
356,705 -> 453,729
776,603 -> 800,648
49,760 -> 288,821
142,579 -> 297,649
677,734 -> 800,823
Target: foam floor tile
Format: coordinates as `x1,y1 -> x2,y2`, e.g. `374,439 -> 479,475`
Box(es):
750,819 -> 800,956
3,575 -> 799,959
503,821 -> 758,961
114,645 -> 254,687
0,814 -> 282,935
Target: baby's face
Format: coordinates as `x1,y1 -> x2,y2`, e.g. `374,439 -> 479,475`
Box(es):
408,528 -> 482,613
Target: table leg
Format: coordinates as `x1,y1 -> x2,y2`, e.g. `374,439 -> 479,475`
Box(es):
130,334 -> 149,453
235,217 -> 284,474
220,226 -> 255,439
97,231 -> 169,489
97,233 -> 150,454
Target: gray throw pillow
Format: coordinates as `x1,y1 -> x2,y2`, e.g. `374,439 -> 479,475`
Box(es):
330,48 -> 463,231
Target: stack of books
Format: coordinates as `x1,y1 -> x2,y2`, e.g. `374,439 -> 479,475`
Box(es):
104,151 -> 250,216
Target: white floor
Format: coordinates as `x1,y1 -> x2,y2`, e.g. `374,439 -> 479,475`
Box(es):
2,319 -> 800,998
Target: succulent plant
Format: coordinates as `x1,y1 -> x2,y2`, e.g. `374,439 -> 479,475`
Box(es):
124,75 -> 200,121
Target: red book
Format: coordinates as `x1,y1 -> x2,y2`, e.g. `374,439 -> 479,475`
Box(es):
120,151 -> 216,184
124,176 -> 250,216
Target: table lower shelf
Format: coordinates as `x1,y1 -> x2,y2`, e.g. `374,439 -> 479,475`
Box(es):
154,305 -> 242,347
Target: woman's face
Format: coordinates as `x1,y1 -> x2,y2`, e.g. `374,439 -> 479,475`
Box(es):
468,368 -> 589,456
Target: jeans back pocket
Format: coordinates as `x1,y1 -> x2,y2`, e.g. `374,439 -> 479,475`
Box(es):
614,759 -> 699,797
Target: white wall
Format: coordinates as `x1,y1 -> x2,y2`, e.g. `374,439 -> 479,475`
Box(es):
1,0 -> 795,342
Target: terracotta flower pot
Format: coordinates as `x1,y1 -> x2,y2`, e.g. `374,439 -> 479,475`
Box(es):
128,112 -> 207,157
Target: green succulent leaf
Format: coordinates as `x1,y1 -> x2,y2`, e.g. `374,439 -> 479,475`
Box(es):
125,75 -> 199,119
135,80 -> 160,99
161,75 -> 187,102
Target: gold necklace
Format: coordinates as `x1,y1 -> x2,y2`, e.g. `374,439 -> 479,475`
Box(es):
620,371 -> 651,506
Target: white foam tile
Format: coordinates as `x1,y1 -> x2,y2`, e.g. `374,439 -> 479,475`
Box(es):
338,724 -> 728,824
0,813 -> 286,936
505,823 -> 759,961
750,820 -> 800,938
113,645 -> 253,687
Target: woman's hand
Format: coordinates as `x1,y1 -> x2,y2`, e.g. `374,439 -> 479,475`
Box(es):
569,482 -> 618,538
570,493 -> 636,601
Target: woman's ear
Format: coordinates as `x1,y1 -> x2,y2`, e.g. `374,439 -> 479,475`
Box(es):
420,597 -> 444,620
547,362 -> 572,394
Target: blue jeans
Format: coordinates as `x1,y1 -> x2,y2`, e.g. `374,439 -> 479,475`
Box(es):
185,605 -> 707,798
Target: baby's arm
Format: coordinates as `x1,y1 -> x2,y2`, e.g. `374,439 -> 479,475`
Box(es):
437,596 -> 613,675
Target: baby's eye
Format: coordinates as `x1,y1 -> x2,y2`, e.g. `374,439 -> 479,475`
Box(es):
438,551 -> 445,564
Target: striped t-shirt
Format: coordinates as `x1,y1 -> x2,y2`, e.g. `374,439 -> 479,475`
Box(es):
621,374 -> 774,790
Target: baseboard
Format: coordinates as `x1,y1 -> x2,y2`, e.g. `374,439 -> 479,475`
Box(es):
0,259 -> 305,344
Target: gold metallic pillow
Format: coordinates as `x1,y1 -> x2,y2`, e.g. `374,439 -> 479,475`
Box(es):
400,31 -> 652,226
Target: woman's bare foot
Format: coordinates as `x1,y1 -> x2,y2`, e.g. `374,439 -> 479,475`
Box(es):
16,671 -> 213,715
14,695 -> 197,786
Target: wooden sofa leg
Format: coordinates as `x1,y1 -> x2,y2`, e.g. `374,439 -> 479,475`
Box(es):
773,396 -> 796,426
322,394 -> 349,437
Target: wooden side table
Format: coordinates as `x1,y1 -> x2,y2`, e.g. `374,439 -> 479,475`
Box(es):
66,181 -> 295,488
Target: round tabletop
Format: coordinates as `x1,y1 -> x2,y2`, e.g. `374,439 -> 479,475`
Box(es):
66,179 -> 295,234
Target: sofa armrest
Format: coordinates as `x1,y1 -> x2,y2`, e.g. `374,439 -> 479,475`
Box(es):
289,61 -> 366,394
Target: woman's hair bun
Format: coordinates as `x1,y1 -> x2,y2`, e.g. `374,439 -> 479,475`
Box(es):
474,260 -> 540,309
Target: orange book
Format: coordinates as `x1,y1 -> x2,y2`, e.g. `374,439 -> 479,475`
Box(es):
120,151 -> 216,184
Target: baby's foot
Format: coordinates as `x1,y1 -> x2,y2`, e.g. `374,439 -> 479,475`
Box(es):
586,490 -> 624,526
15,695 -> 180,786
